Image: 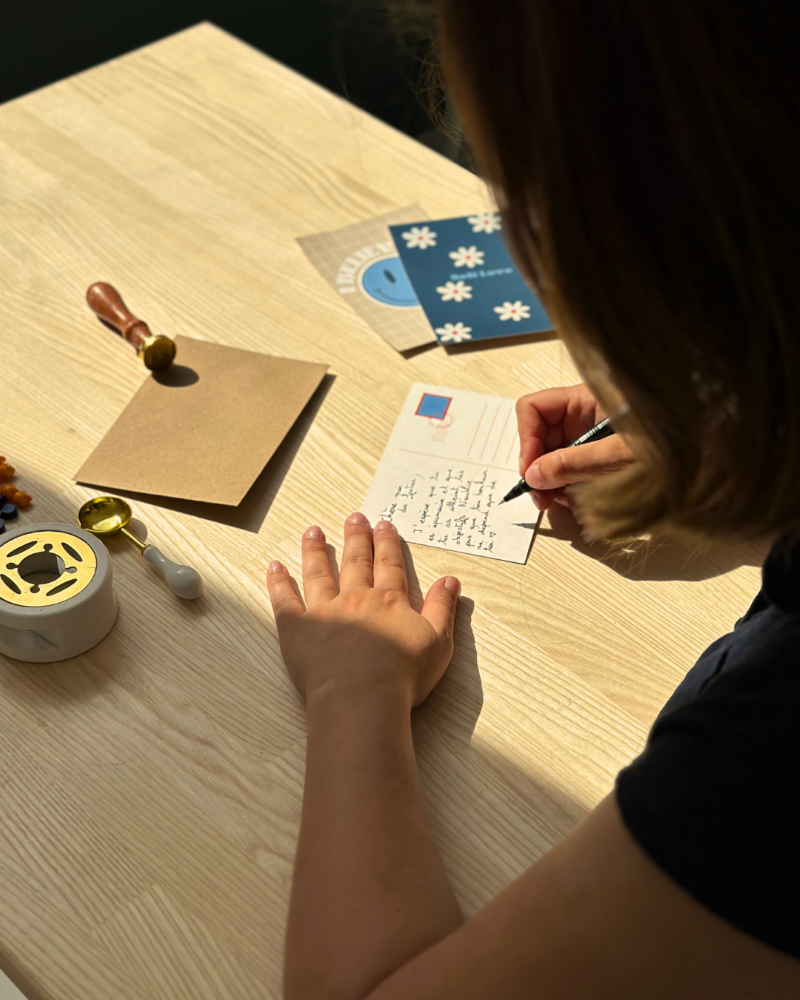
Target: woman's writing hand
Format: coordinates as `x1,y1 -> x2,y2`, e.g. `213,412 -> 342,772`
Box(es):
516,384 -> 635,510
266,514 -> 460,709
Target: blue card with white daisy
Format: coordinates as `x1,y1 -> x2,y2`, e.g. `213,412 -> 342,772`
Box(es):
388,212 -> 552,345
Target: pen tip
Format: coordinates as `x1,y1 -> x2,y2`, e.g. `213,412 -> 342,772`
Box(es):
498,499 -> 506,505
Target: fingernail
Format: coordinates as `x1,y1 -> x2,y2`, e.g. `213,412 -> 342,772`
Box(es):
268,560 -> 284,573
444,576 -> 461,594
375,519 -> 394,531
554,493 -> 570,507
306,526 -> 323,539
346,512 -> 368,525
527,463 -> 545,489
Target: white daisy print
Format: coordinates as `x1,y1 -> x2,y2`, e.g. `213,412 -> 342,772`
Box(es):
401,225 -> 437,250
449,245 -> 485,268
435,322 -> 473,344
436,279 -> 473,302
468,211 -> 502,234
494,300 -> 532,322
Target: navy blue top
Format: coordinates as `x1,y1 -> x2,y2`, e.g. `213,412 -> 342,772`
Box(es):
616,536 -> 800,958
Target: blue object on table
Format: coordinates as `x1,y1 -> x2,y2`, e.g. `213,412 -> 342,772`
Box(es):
0,518 -> 5,534
389,213 -> 552,346
0,503 -> 17,520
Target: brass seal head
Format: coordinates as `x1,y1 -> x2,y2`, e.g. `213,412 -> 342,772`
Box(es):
139,334 -> 177,372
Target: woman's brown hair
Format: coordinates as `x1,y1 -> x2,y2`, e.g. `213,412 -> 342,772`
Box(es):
436,0 -> 800,541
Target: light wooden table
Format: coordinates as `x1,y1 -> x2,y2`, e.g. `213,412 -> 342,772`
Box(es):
0,23 -> 765,1000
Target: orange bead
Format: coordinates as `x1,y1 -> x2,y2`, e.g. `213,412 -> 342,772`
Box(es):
12,491 -> 32,508
0,464 -> 15,480
0,484 -> 16,499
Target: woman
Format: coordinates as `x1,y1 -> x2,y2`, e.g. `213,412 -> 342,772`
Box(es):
267,2 -> 800,996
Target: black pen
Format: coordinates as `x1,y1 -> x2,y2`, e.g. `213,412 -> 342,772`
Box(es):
499,417 -> 616,504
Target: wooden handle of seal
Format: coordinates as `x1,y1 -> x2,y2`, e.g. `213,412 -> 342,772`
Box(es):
86,282 -> 151,350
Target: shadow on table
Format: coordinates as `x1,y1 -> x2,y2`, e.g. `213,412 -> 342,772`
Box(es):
399,539 -> 484,740
443,328 -> 559,355
152,364 -> 200,388
0,942 -> 47,1000
0,477 -> 591,912
402,541 -> 589,895
540,502 -> 770,582
400,341 -> 439,361
418,595 -> 483,738
75,373 -> 336,535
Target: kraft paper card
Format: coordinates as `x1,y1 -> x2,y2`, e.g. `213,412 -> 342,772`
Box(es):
297,207 -> 437,353
75,337 -> 328,505
389,213 -> 552,345
362,383 -> 535,563
0,969 -> 28,1000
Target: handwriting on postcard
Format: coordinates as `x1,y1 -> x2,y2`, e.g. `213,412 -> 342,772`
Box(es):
362,383 -> 535,564
379,467 -> 499,555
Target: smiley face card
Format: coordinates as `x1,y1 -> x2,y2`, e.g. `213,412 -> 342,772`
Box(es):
297,207 -> 436,353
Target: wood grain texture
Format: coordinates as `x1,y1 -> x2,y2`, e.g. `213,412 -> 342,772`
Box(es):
0,23 -> 765,1000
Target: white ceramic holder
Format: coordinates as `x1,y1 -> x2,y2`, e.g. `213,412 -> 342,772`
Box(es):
0,523 -> 117,663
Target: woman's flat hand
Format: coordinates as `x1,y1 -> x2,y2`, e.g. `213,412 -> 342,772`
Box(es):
516,383 -> 635,511
266,514 -> 460,709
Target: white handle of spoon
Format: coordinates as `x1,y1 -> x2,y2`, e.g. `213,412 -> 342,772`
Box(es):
142,545 -> 204,600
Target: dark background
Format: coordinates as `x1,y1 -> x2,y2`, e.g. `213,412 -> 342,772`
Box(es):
0,0 -> 449,144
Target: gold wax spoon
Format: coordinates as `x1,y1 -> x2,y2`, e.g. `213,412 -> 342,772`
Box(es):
78,496 -> 203,600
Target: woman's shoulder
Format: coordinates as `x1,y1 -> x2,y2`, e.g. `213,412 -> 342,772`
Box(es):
616,587 -> 800,961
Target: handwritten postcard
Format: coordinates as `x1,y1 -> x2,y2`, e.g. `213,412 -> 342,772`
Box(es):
388,214 -> 552,345
362,384 -> 536,564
